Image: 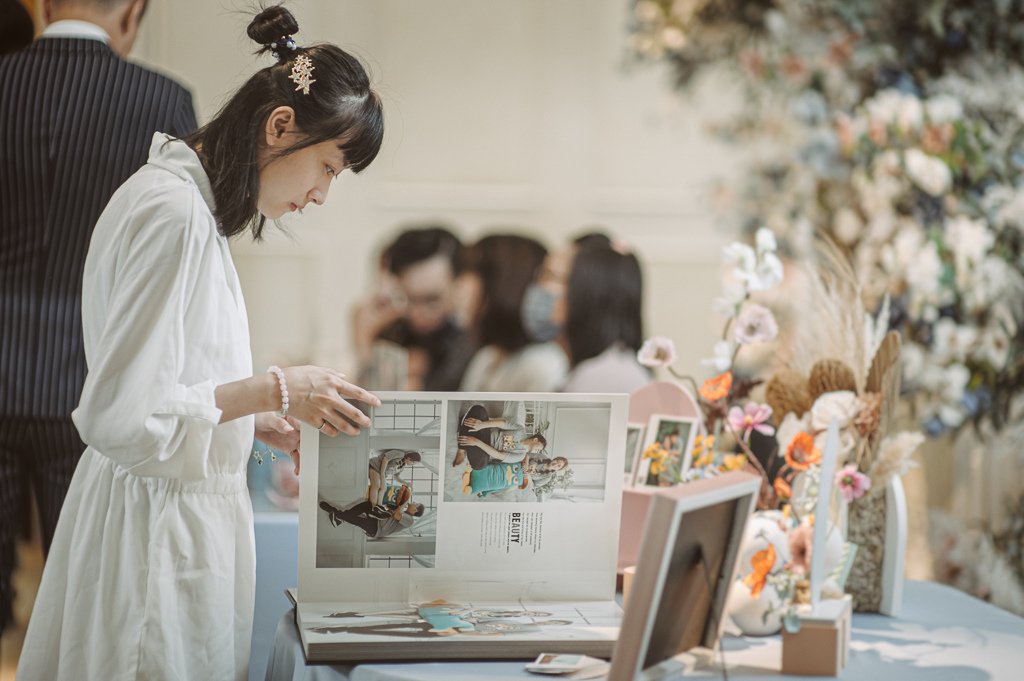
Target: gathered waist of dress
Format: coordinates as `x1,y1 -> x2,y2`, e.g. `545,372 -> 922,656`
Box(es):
83,447 -> 248,495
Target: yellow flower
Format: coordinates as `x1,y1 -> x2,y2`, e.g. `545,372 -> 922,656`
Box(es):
643,442 -> 666,461
721,454 -> 747,471
691,434 -> 716,468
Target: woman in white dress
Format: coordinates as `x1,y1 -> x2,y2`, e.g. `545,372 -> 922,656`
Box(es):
16,6 -> 383,680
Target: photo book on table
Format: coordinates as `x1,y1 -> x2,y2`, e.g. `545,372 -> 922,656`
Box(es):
295,391 -> 629,662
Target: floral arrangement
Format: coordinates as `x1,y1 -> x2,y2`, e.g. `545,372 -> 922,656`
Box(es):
640,229 -> 924,612
628,0 -> 1024,611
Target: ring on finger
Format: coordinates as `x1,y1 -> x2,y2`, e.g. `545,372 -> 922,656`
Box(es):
318,420 -> 329,432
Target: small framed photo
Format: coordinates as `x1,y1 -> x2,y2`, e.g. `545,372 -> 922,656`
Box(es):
624,423 -> 646,486
638,414 -> 699,487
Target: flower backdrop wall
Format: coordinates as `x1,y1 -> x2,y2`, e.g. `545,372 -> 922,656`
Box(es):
628,0 -> 1024,611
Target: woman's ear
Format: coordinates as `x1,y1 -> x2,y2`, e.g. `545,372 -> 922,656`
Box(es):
264,106 -> 297,149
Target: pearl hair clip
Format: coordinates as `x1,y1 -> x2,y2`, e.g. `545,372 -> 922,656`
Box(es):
289,54 -> 316,95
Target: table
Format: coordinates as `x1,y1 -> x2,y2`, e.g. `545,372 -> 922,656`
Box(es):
261,581 -> 1024,680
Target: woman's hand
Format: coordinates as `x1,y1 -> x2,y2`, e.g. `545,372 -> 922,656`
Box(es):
283,366 -> 380,436
463,417 -> 486,432
255,412 -> 301,475
458,435 -> 482,447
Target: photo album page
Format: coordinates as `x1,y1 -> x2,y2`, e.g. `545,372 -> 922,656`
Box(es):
294,392 -> 627,661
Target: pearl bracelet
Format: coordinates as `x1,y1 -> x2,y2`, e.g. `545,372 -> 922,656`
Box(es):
267,365 -> 289,418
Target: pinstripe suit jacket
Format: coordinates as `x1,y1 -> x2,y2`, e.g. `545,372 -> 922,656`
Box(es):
0,37 -> 197,419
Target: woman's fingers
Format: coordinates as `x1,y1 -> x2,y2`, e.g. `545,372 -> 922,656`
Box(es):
331,375 -> 381,408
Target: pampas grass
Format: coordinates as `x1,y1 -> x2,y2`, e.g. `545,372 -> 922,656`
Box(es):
866,431 -> 923,493
785,236 -> 868,394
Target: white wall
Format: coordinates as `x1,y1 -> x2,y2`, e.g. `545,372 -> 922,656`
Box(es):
133,0 -> 747,381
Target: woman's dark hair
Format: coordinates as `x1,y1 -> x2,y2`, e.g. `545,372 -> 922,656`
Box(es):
403,450 -> 421,463
185,5 -> 384,239
565,244 -> 644,367
468,234 -> 547,352
526,432 -> 547,449
409,503 -> 425,517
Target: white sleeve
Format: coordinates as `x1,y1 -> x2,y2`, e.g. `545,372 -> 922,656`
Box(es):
72,189 -> 223,480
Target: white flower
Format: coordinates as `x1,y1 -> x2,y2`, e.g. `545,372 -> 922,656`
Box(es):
931,318 -> 978,364
659,25 -> 687,51
946,215 -> 994,285
833,207 -> 864,245
745,251 -> 784,292
925,94 -> 964,124
938,404 -> 966,428
723,239 -> 784,292
866,89 -> 903,127
637,336 -> 677,368
897,95 -> 924,133
940,363 -> 971,405
810,391 -> 862,432
634,0 -> 662,23
904,148 -> 952,196
723,242 -> 757,274
905,241 -> 945,302
901,343 -> 925,387
963,257 -> 1024,314
733,303 -> 778,344
713,283 -> 747,316
976,322 -> 1012,370
701,340 -> 734,373
755,227 -> 778,255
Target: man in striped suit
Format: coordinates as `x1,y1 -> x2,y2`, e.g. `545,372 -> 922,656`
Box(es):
0,0 -> 197,634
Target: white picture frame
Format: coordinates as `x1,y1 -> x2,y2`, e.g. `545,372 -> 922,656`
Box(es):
624,422 -> 646,486
638,413 -> 699,487
608,471 -> 761,680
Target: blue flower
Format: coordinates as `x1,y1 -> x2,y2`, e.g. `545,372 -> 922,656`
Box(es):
923,415 -> 947,437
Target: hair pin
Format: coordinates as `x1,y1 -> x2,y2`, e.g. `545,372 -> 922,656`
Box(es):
289,54 -> 316,95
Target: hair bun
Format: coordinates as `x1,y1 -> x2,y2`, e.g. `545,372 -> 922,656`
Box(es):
247,5 -> 300,56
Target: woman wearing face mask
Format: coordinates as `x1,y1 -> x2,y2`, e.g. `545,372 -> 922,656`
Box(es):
458,234 -> 569,392
522,238 -> 651,394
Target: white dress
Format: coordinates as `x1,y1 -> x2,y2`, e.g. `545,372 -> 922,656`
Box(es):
17,134 -> 256,681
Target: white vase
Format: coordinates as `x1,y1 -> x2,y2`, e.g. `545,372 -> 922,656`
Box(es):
725,580 -> 783,636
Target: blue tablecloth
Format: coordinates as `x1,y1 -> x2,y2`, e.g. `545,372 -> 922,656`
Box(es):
259,581 -> 1024,680
252,510 -> 300,681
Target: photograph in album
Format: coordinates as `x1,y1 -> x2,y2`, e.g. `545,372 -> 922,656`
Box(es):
316,397 -> 441,569
445,398 -> 613,503
296,391 -> 628,662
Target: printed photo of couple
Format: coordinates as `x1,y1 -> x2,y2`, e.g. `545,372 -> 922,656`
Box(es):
443,399 -> 612,503
316,399 -> 442,568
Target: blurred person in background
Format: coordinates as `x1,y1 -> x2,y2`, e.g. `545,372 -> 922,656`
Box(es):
521,233 -> 650,393
459,233 -> 568,392
0,0 -> 196,637
352,225 -> 474,391
0,0 -> 34,56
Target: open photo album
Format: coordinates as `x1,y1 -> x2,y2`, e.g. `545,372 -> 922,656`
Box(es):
295,391 -> 629,662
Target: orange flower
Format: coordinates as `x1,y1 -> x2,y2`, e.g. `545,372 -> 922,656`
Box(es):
699,371 -> 733,401
774,476 -> 792,499
742,544 -> 776,598
785,432 -> 821,471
